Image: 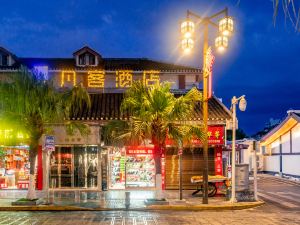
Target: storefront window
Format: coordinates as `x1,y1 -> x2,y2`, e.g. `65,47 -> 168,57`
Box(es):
50,146 -> 98,188
126,154 -> 155,188
0,146 -> 30,189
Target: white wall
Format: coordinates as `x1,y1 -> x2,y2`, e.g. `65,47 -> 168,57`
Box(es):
263,155 -> 280,173
271,138 -> 280,154
282,155 -> 300,176
282,132 -> 291,153
292,124 -> 300,153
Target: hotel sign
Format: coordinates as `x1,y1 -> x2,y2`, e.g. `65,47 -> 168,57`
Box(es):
60,70 -> 160,89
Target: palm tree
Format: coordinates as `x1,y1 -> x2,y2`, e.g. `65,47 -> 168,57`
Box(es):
0,68 -> 90,199
103,81 -> 204,190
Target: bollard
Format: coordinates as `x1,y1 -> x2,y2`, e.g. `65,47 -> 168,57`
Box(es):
125,191 -> 130,209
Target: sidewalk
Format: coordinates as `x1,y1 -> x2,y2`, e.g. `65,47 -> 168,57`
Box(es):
0,189 -> 264,211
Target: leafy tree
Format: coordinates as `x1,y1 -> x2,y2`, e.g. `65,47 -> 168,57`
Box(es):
0,68 -> 90,199
103,81 -> 204,189
273,0 -> 300,32
226,128 -> 248,141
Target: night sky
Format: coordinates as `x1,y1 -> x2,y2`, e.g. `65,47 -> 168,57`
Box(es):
1,0 -> 299,135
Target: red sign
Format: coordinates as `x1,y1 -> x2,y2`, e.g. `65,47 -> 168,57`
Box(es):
126,146 -> 154,155
215,146 -> 223,175
165,126 -> 224,146
161,153 -> 166,190
190,126 -> 225,146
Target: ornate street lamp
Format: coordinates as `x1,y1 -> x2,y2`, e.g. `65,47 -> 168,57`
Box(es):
181,19 -> 195,54
180,8 -> 234,204
215,36 -> 229,52
219,16 -> 234,36
231,95 -> 247,203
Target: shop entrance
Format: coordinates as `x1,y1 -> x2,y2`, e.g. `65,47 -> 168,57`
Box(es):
50,146 -> 98,188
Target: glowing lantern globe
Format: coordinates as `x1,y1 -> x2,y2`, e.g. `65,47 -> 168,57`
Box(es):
181,38 -> 194,54
215,36 -> 228,52
219,17 -> 234,36
181,19 -> 195,39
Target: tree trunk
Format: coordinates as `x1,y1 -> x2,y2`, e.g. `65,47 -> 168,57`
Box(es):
154,145 -> 162,175
154,145 -> 163,199
26,140 -> 39,200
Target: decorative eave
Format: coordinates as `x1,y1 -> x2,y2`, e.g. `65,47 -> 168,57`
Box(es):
260,112 -> 300,146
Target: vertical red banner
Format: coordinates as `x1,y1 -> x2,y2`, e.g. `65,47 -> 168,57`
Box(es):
161,153 -> 165,190
215,146 -> 223,176
36,145 -> 43,190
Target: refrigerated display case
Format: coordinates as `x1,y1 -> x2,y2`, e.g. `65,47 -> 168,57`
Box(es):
125,154 -> 155,188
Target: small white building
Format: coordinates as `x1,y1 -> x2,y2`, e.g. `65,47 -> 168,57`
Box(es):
260,110 -> 300,178
224,138 -> 263,173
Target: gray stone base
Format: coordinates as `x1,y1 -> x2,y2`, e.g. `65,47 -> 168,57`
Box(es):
11,198 -> 44,206
226,190 -> 255,202
144,198 -> 169,205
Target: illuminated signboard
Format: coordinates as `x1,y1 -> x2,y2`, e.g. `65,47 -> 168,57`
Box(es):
165,126 -> 224,146
116,70 -> 133,88
60,70 -> 160,89
204,47 -> 215,99
143,70 -> 160,87
215,147 -> 222,175
33,66 -> 49,80
61,71 -> 76,87
87,70 -> 105,88
126,146 -> 154,155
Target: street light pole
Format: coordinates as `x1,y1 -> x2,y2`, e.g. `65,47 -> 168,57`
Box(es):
180,8 -> 234,204
230,95 -> 247,203
202,20 -> 209,204
231,96 -> 237,203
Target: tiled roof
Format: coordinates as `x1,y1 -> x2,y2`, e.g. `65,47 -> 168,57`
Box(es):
71,92 -> 231,122
15,57 -> 200,72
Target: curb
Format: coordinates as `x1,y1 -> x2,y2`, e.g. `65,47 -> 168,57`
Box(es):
146,201 -> 264,211
0,201 -> 264,211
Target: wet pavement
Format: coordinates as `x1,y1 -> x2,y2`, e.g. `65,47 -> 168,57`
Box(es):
0,189 -> 228,209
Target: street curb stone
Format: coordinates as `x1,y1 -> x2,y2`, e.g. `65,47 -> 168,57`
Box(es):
0,201 -> 264,211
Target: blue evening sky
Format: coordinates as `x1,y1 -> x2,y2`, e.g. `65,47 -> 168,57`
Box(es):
0,0 -> 299,135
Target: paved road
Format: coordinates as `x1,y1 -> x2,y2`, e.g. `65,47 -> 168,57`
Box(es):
0,175 -> 299,225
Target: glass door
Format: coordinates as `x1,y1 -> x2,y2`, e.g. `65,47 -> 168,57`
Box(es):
60,147 -> 72,187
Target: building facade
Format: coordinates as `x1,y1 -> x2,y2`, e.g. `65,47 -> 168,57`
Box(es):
260,110 -> 300,178
0,46 -> 231,190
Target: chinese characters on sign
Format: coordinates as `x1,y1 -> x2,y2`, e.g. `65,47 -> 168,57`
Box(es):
143,70 -> 160,87
116,70 -> 133,88
88,70 -> 105,88
215,147 -> 222,175
191,126 -> 224,145
60,70 -> 160,88
61,71 -> 76,87
126,149 -> 154,154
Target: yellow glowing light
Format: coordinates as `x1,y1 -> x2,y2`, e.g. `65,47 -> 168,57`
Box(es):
215,36 -> 228,52
219,17 -> 234,36
87,70 -> 105,88
4,129 -> 12,139
116,70 -> 133,88
181,38 -> 194,53
181,20 -> 195,36
61,71 -> 76,87
143,70 -> 160,87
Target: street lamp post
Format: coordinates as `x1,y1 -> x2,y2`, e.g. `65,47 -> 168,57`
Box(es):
180,8 -> 234,204
231,95 -> 247,203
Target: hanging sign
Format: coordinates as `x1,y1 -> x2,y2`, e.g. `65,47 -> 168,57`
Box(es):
44,135 -> 55,152
204,47 -> 215,99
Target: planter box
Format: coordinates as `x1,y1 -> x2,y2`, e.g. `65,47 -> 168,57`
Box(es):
11,198 -> 44,206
